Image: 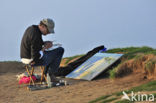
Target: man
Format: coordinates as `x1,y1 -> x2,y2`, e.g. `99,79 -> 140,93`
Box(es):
20,18 -> 64,83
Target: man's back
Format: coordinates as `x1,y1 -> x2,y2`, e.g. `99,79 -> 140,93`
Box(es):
20,25 -> 44,62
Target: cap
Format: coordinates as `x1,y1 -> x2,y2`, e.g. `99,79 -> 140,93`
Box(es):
41,18 -> 55,33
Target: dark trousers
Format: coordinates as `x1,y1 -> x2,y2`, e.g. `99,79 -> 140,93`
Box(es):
41,47 -> 64,76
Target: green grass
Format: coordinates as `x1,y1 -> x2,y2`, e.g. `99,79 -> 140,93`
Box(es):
129,80 -> 156,92
88,95 -> 111,103
145,60 -> 156,73
153,93 -> 156,101
101,97 -> 117,103
106,46 -> 155,54
115,99 -> 134,103
115,90 -> 131,96
115,93 -> 156,103
115,80 -> 156,96
106,46 -> 156,59
133,54 -> 144,60
109,68 -> 117,79
153,93 -> 156,97
109,60 -> 131,79
89,80 -> 156,103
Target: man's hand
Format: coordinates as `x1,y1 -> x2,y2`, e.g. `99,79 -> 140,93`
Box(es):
44,41 -> 53,49
31,61 -> 35,65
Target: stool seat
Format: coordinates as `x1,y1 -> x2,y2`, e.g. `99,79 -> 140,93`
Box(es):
31,63 -> 46,67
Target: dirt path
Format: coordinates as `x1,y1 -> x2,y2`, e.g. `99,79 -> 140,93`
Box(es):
0,72 -> 151,103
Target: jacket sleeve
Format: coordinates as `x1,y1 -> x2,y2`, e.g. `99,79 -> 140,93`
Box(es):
30,32 -> 43,63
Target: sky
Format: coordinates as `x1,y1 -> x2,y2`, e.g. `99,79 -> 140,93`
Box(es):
0,0 -> 156,61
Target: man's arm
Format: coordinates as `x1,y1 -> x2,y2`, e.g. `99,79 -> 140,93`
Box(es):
31,33 -> 43,63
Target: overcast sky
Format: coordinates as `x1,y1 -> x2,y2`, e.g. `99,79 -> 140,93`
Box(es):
0,0 -> 156,61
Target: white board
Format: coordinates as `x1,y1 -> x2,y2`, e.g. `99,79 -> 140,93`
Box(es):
66,53 -> 123,80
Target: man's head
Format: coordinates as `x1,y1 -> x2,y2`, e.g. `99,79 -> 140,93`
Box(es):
38,18 -> 55,35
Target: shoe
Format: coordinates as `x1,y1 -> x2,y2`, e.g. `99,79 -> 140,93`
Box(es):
47,73 -> 68,88
50,74 -> 60,83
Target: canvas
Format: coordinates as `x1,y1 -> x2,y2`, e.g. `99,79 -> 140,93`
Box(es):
66,53 -> 123,80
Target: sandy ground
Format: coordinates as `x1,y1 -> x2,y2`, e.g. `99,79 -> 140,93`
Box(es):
0,71 -> 151,103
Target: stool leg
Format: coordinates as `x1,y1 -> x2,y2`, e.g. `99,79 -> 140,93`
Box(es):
30,67 -> 35,85
42,66 -> 48,83
40,66 -> 48,84
40,66 -> 44,84
31,67 -> 34,75
26,66 -> 35,85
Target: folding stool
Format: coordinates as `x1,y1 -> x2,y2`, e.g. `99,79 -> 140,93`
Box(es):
24,64 -> 47,86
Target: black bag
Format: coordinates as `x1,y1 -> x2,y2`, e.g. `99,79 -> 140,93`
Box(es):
55,45 -> 105,76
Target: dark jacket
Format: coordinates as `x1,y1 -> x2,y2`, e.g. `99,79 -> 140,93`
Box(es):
20,25 -> 44,63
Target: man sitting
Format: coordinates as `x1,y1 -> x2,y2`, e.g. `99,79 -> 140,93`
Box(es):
20,18 -> 64,83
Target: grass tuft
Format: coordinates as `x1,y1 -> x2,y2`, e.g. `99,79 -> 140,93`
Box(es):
109,68 -> 117,79
145,60 -> 156,73
101,97 -> 117,103
89,80 -> 156,103
115,99 -> 134,103
107,46 -> 156,59
88,95 -> 111,103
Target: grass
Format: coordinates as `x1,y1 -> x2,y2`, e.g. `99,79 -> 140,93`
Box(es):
106,46 -> 156,59
115,80 -> 156,96
89,80 -> 156,103
106,46 -> 155,54
133,54 -> 144,60
88,95 -> 111,103
145,59 -> 156,73
109,60 -> 132,79
109,68 -> 117,79
101,97 -> 117,103
115,99 -> 134,103
115,93 -> 156,103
